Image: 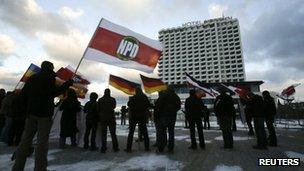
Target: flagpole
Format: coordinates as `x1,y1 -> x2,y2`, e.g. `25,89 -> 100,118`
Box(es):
73,18 -> 104,76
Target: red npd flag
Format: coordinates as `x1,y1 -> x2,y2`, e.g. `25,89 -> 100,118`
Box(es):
83,18 -> 163,73
281,83 -> 301,97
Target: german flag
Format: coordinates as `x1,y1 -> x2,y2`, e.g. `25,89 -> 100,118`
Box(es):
109,75 -> 140,95
20,63 -> 41,82
140,74 -> 167,94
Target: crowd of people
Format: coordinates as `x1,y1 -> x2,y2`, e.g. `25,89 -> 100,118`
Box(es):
0,61 -> 278,171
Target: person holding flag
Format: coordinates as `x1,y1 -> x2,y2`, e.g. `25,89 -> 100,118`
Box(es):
12,61 -> 73,171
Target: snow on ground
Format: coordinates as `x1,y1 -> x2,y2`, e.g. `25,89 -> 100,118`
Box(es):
214,136 -> 253,141
0,149 -> 62,171
0,151 -> 184,171
175,135 -> 212,143
113,154 -> 184,171
48,154 -> 184,171
285,151 -> 304,162
214,164 -> 243,171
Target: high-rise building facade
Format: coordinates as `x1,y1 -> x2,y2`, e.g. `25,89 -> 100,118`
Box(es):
158,17 -> 245,84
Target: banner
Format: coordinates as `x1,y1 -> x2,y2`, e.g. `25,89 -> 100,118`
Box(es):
185,73 -> 217,97
220,83 -> 248,99
20,63 -> 41,82
109,74 -> 140,95
281,83 -> 301,98
140,74 -> 167,94
83,18 -> 162,73
56,66 -> 90,99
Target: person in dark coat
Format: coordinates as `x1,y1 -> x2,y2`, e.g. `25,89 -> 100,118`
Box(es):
59,88 -> 81,148
262,90 -> 277,146
185,90 -> 205,150
0,91 -> 14,143
97,88 -> 119,153
203,105 -> 210,130
12,61 -> 73,171
214,91 -> 235,149
241,98 -> 254,136
247,92 -> 267,150
7,91 -> 26,146
155,87 -> 181,153
120,106 -> 127,125
125,88 -> 151,153
0,88 -> 6,134
83,92 -> 99,150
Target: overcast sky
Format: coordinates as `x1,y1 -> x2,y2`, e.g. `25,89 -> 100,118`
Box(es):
0,0 -> 303,103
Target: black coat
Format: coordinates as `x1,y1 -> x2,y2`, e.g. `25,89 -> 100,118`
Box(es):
21,69 -> 72,117
185,95 -> 204,120
59,99 -> 81,137
263,96 -> 276,117
214,93 -> 235,118
128,93 -> 150,122
84,100 -> 99,122
154,91 -> 181,120
247,94 -> 265,118
97,95 -> 116,124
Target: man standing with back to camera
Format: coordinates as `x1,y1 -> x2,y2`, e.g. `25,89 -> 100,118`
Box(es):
214,90 -> 235,149
12,61 -> 73,171
125,88 -> 151,152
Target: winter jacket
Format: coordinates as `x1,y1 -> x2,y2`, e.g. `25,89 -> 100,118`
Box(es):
0,94 -> 14,117
84,100 -> 99,122
128,93 -> 150,122
214,93 -> 235,118
97,95 -> 116,123
59,98 -> 81,137
185,95 -> 204,120
154,90 -> 181,119
263,96 -> 276,117
22,69 -> 72,117
247,94 -> 265,118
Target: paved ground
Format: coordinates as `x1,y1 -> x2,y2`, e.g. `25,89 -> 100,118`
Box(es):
0,125 -> 303,171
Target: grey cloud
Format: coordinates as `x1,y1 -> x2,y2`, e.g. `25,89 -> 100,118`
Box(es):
0,0 -> 70,35
0,71 -> 20,89
244,0 -> 304,70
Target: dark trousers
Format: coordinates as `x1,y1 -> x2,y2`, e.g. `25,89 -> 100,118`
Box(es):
219,116 -> 233,148
83,120 -> 97,148
184,118 -> 189,128
121,117 -> 126,125
0,117 -> 5,136
100,123 -> 118,151
8,118 -> 25,146
246,115 -> 254,135
232,115 -> 237,131
157,117 -> 175,152
12,115 -> 52,171
253,117 -> 267,148
203,116 -> 210,129
189,118 -> 205,148
126,120 -> 149,150
0,117 -> 12,143
266,116 -> 277,145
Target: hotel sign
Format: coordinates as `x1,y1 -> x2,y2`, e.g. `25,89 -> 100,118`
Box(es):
182,21 -> 201,27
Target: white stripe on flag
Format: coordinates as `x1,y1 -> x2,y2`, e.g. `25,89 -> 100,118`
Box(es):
186,74 -> 214,97
85,48 -> 154,73
99,18 -> 162,51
